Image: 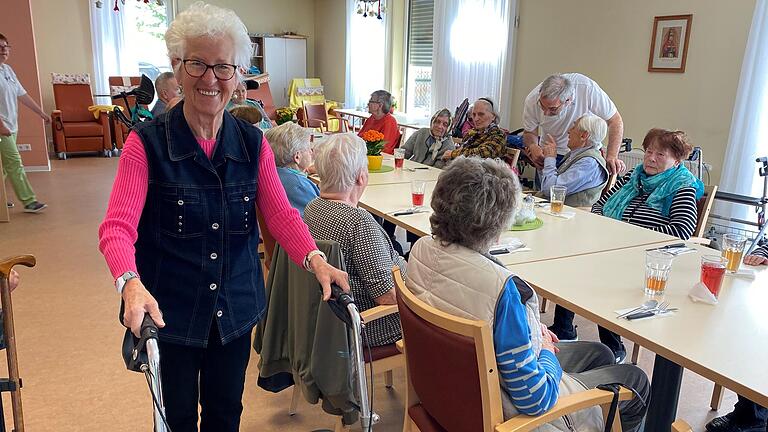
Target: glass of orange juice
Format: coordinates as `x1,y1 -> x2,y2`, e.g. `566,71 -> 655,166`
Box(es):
550,185 -> 567,214
721,234 -> 747,273
645,250 -> 673,296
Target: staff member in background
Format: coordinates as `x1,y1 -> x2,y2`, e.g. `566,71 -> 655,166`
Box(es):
358,89 -> 401,154
522,73 -> 626,175
151,71 -> 182,117
0,32 -> 49,213
97,4 -> 349,431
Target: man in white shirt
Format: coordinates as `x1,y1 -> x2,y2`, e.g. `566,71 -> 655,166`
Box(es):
522,73 -> 626,175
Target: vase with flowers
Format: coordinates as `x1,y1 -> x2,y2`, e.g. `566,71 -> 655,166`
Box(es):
361,129 -> 386,171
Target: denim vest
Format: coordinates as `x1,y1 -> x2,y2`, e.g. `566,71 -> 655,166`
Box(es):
133,101 -> 264,347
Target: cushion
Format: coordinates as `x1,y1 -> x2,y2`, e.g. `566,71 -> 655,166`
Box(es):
51,73 -> 90,85
62,121 -> 104,137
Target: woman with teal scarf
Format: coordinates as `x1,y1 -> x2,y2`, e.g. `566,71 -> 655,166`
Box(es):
549,128 -> 704,363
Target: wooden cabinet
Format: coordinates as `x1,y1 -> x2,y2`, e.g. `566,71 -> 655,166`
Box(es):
249,35 -> 307,108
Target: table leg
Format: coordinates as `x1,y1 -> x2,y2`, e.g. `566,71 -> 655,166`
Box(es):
646,354 -> 683,431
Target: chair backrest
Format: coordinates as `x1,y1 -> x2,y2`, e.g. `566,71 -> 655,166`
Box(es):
393,267 -> 502,432
51,73 -> 95,122
302,100 -> 329,129
695,185 -> 718,237
108,76 -> 142,111
601,172 -> 618,198
247,75 -> 276,120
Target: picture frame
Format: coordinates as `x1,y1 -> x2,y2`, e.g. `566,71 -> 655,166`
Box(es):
648,14 -> 693,73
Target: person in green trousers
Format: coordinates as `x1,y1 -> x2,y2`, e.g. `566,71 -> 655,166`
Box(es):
0,32 -> 49,213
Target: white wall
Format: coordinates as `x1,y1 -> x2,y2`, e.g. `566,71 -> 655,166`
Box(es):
510,0 -> 757,184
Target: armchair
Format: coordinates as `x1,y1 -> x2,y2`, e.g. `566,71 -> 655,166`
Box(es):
108,76 -> 142,151
51,73 -> 112,159
299,100 -> 349,133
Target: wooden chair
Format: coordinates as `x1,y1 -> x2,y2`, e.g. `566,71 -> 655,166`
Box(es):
393,267 -> 633,432
0,254 -> 36,432
672,419 -> 693,432
300,100 -> 349,133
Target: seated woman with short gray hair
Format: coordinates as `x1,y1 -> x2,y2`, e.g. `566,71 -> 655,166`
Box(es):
405,156 -> 648,430
303,133 -> 405,347
538,113 -> 609,207
264,122 -> 318,215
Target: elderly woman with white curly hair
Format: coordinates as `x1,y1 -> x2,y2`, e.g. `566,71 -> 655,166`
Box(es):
97,3 -> 349,430
265,122 -> 319,215
303,133 -> 405,348
406,157 -> 649,431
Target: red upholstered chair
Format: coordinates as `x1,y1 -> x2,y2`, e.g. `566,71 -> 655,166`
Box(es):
393,267 -> 632,432
51,73 -> 112,159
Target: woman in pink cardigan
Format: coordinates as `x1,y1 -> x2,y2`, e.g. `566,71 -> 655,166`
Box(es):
97,3 -> 348,431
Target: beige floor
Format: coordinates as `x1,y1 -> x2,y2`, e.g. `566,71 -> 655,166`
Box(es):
0,156 -> 741,431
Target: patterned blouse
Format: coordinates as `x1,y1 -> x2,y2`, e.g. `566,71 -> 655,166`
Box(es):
448,124 -> 507,160
303,198 -> 406,347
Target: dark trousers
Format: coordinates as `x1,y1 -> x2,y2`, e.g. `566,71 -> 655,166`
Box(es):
733,396 -> 768,423
158,323 -> 252,432
553,305 -> 625,354
557,342 -> 649,432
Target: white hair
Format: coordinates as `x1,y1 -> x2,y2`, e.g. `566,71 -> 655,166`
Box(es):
265,122 -> 312,167
576,114 -> 608,146
314,133 -> 368,193
165,2 -> 252,75
539,74 -> 574,102
473,97 -> 501,124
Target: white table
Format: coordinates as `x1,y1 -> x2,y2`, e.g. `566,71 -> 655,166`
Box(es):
514,242 -> 768,430
362,192 -> 677,264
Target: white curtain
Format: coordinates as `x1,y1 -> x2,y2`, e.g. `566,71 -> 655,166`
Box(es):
345,0 -> 389,110
716,0 -> 768,222
89,2 -> 139,104
431,0 -> 518,129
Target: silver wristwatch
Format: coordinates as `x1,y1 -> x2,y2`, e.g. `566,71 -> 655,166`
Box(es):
303,250 -> 327,273
115,271 -> 140,294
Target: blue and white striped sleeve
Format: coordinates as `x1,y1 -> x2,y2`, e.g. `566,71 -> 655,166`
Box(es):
493,278 -> 563,415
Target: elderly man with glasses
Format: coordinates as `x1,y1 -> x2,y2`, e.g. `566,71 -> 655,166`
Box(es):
522,73 -> 626,175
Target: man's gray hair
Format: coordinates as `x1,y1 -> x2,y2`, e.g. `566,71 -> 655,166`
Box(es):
539,74 -> 574,102
473,97 -> 501,124
154,71 -> 176,91
430,157 -> 521,252
265,122 -> 312,167
576,114 -> 608,147
165,2 -> 252,76
370,90 -> 393,113
314,133 -> 368,193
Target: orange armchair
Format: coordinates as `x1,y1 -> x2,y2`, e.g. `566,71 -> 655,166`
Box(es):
51,73 -> 112,159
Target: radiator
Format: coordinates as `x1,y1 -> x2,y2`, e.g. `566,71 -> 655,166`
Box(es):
618,149 -> 712,180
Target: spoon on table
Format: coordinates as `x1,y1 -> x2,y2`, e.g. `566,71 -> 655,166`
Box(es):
616,299 -> 658,319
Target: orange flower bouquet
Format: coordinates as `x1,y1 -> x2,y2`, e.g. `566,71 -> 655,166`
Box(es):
361,130 -> 386,156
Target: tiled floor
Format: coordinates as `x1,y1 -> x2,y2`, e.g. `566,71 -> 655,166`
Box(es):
0,156 -> 741,431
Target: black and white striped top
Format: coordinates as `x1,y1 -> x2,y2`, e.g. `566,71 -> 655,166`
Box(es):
752,244 -> 768,258
592,169 -> 698,240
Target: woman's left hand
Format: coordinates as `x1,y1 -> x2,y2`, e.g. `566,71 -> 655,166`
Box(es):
310,255 -> 350,300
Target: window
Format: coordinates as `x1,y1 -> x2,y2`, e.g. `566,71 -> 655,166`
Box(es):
123,2 -> 173,81
405,0 -> 434,117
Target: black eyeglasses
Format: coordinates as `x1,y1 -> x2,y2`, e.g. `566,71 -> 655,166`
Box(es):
182,59 -> 237,80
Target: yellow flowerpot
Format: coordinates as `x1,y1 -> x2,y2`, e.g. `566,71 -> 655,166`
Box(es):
367,155 -> 383,171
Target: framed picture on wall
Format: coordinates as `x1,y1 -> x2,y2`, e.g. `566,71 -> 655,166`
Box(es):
648,14 -> 693,73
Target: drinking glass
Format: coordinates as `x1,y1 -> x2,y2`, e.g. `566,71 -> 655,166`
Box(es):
645,250 -> 673,296
550,185 -> 567,214
394,148 -> 405,170
721,234 -> 747,273
411,180 -> 426,207
701,256 -> 727,298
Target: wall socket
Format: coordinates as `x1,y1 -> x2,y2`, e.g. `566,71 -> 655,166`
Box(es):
17,143 -> 32,152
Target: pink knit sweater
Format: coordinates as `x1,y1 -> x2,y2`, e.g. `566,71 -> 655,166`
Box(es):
98,131 -> 316,279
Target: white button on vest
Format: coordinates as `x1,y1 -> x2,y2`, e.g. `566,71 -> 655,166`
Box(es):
210,253 -> 218,260
212,223 -> 220,230
209,283 -> 217,290
177,200 -> 184,206
216,310 -> 223,317
243,196 -> 250,202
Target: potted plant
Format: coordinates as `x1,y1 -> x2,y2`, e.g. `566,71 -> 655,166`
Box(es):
275,107 -> 296,125
361,130 -> 386,170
